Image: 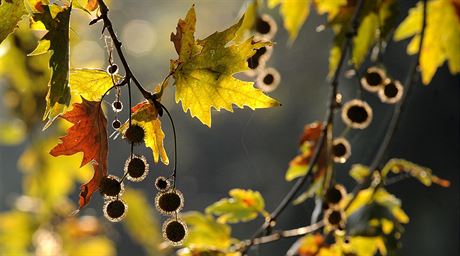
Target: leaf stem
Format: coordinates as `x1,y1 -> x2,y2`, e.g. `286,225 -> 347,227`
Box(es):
157,102 -> 178,189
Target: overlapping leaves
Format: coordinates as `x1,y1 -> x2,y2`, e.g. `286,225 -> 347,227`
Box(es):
50,98 -> 107,208
394,0 -> 460,84
30,5 -> 71,126
0,0 -> 27,45
170,6 -> 279,127
120,101 -> 169,165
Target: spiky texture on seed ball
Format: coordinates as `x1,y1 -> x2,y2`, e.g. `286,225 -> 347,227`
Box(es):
112,120 -> 121,129
103,199 -> 127,222
100,175 -> 123,198
163,219 -> 187,246
125,124 -> 145,144
112,101 -> 123,112
325,185 -> 346,205
155,176 -> 170,192
124,155 -> 149,182
107,64 -> 118,74
155,190 -> 184,215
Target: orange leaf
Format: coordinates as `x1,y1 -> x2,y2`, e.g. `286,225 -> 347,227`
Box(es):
50,98 -> 108,208
86,0 -> 98,11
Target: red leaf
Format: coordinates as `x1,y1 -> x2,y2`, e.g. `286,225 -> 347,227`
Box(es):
50,98 -> 108,208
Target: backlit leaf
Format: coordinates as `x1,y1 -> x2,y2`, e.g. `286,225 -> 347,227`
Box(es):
69,68 -> 122,102
349,164 -> 371,183
352,12 -> 378,68
120,101 -> 169,165
0,0 -> 27,45
182,211 -> 232,250
268,0 -> 311,42
234,0 -> 259,42
31,5 -> 71,126
50,98 -> 108,208
381,158 -> 450,187
171,6 -> 280,127
206,189 -> 265,223
394,0 -> 460,84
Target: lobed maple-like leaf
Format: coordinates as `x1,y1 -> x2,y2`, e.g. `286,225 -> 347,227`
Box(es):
30,5 -> 72,126
170,6 -> 280,127
394,0 -> 460,84
121,101 -> 169,165
50,98 -> 108,208
0,0 -> 27,45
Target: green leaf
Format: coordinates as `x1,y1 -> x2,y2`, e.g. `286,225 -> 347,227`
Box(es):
206,189 -> 266,223
0,0 -> 27,45
352,12 -> 378,68
394,0 -> 460,84
31,5 -> 71,126
268,0 -> 311,42
69,68 -> 122,102
344,188 -> 409,224
349,164 -> 371,183
171,6 -> 280,127
182,211 -> 232,250
122,189 -> 163,256
381,158 -> 450,187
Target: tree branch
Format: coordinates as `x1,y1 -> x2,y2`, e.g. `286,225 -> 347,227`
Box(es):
345,0 -> 429,210
241,0 -> 366,253
95,0 -> 154,102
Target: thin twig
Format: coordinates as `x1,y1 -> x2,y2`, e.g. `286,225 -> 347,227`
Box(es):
241,0 -> 366,253
345,0 -> 429,210
234,221 -> 324,251
96,0 -> 154,102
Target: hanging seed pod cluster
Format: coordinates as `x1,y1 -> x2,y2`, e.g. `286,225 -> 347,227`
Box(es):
245,13 -> 281,93
154,176 -> 187,246
361,66 -> 404,104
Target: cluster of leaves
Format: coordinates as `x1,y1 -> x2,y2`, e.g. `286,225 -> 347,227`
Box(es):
0,0 -> 456,255
269,0 -> 460,83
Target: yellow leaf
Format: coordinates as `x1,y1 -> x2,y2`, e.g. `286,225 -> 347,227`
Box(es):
171,6 -> 280,127
182,211 -> 232,250
314,0 -> 347,19
394,0 -> 460,84
69,68 -> 122,102
268,0 -> 311,42
0,0 -> 27,45
122,102 -> 169,165
352,12 -> 378,67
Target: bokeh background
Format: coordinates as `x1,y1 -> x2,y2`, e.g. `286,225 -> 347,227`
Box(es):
0,0 -> 458,255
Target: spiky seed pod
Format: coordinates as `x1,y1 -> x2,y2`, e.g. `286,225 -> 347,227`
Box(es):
324,184 -> 347,205
99,175 -> 124,199
124,124 -> 145,144
103,198 -> 127,222
155,190 -> 184,215
112,120 -> 121,129
341,99 -> 373,129
106,64 -> 118,75
124,155 -> 149,182
332,137 -> 351,164
360,67 -> 386,92
379,80 -> 403,104
155,176 -> 171,192
163,218 -> 187,246
324,208 -> 345,228
112,101 -> 123,112
256,67 -> 281,93
255,14 -> 277,40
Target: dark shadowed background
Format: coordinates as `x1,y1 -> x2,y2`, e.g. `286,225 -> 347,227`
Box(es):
0,0 -> 458,255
